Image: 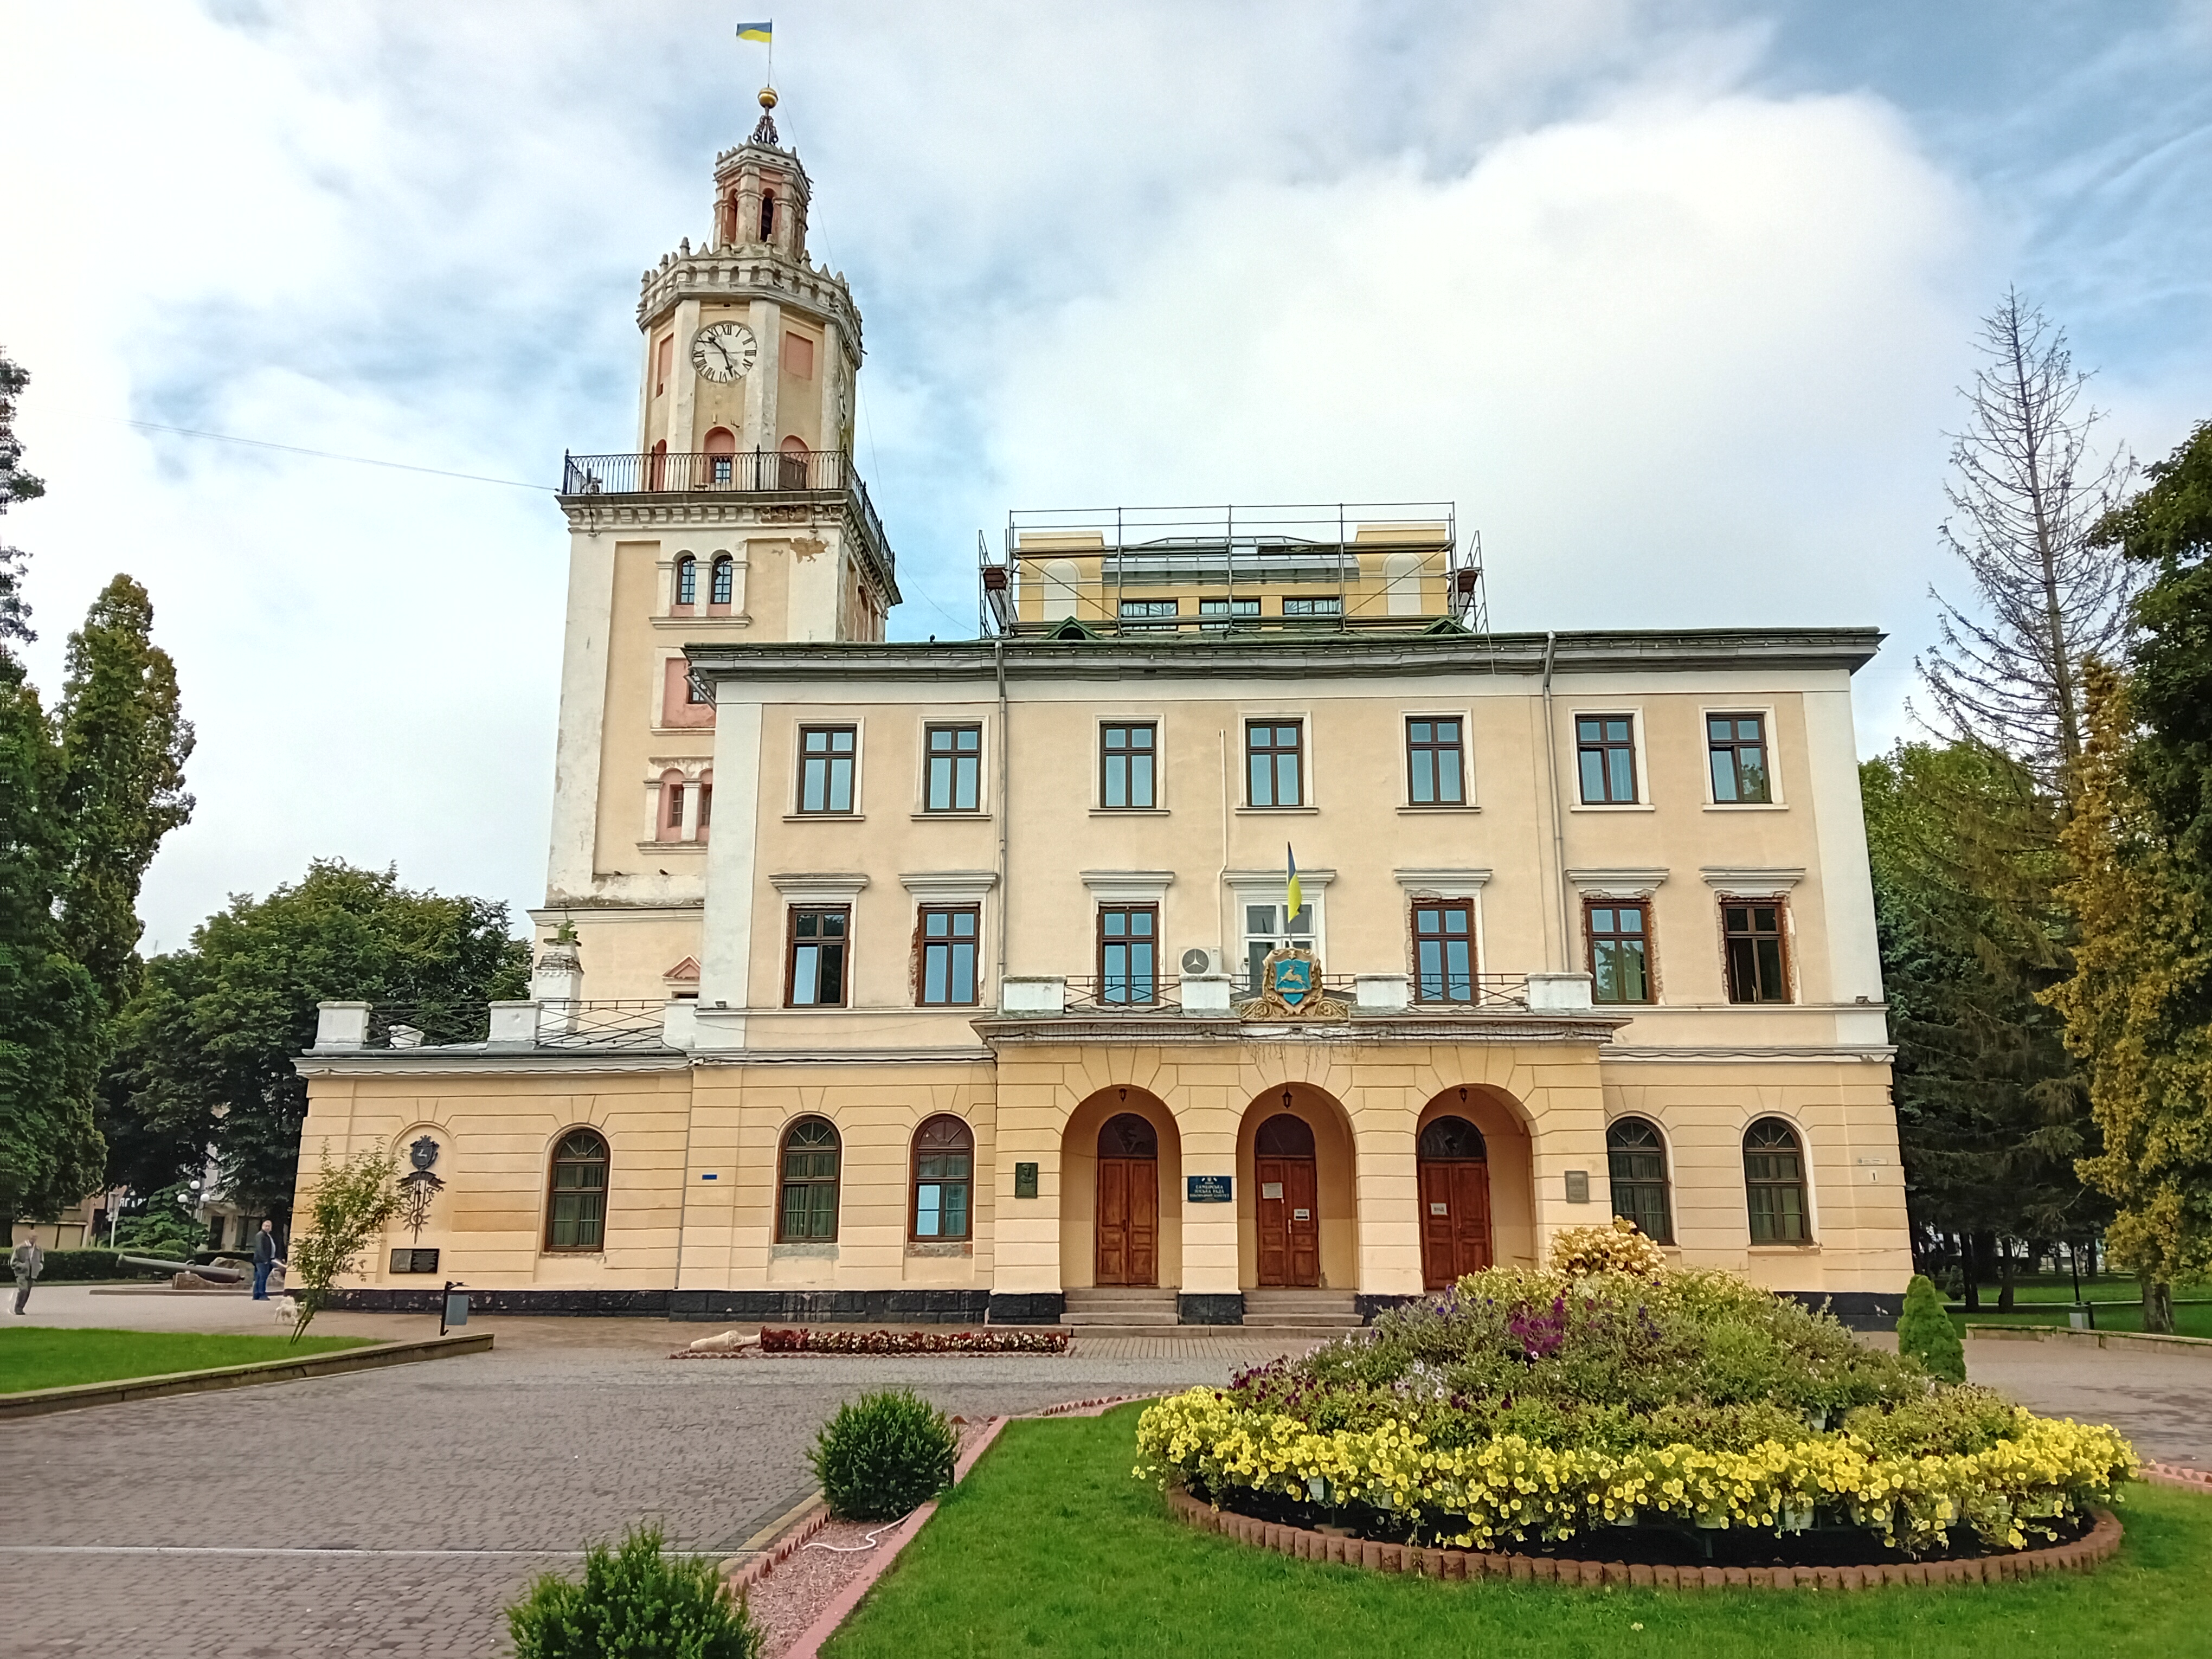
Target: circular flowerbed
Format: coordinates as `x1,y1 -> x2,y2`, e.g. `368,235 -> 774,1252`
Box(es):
1135,1224 -> 2136,1567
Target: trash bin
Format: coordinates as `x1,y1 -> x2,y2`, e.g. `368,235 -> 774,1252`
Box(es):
2068,1303 -> 2092,1330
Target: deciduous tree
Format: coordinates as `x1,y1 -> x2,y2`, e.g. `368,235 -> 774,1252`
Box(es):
104,861 -> 531,1214
2044,663 -> 2212,1332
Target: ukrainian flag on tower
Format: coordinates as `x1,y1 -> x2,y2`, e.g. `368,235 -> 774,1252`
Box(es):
736,20 -> 773,42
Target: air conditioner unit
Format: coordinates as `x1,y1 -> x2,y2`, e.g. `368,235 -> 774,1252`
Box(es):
1179,946 -> 1227,978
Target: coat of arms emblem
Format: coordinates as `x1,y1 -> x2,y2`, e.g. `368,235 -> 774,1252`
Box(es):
1241,947 -> 1348,1021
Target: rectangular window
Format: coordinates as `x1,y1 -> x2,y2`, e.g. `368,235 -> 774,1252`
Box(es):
1199,596 -> 1259,631
923,723 -> 981,813
654,333 -> 674,395
1099,723 -> 1157,809
1246,721 -> 1304,807
797,725 -> 857,814
1412,898 -> 1476,1003
913,1145 -> 972,1239
1242,899 -> 1314,993
1708,713 -> 1772,803
664,782 -> 685,833
1282,596 -> 1342,617
1118,598 -> 1179,629
783,330 -> 816,380
785,906 -> 850,1007
1576,715 -> 1637,804
1405,717 -> 1465,805
1722,901 -> 1789,1003
918,905 -> 980,1006
1096,905 -> 1158,1005
1587,901 -> 1652,1004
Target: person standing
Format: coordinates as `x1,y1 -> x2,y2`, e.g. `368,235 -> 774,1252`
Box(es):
11,1232 -> 42,1315
252,1219 -> 284,1300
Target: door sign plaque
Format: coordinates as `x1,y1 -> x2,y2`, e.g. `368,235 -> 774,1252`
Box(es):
1261,1181 -> 1284,1200
1186,1174 -> 1233,1203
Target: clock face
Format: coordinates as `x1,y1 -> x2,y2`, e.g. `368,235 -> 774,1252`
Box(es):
691,321 -> 758,383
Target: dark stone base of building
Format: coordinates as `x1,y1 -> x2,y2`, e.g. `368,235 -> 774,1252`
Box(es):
1781,1290 -> 1901,1330
670,1289 -> 992,1324
1355,1293 -> 1422,1323
1176,1293 -> 1247,1326
327,1288 -> 673,1316
986,1291 -> 1066,1325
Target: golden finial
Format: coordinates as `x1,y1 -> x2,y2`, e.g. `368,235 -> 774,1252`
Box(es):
758,86 -> 779,110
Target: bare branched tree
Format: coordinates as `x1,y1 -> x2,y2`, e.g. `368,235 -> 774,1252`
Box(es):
1916,291 -> 2136,783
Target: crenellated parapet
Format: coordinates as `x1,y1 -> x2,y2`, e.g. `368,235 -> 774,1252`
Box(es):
635,247 -> 862,363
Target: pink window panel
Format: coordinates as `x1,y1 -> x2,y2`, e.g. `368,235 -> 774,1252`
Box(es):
783,331 -> 816,380
663,659 -> 716,729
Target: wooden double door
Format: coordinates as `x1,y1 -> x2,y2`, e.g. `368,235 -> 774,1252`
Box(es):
1255,1113 -> 1320,1287
1095,1113 -> 1159,1286
1418,1114 -> 1494,1289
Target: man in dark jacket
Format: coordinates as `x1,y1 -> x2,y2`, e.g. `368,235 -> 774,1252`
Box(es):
11,1233 -> 42,1314
252,1220 -> 284,1300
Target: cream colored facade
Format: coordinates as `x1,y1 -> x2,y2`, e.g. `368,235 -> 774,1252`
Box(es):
293,101 -> 1910,1326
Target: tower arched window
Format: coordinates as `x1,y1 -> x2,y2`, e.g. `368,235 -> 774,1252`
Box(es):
659,768 -> 687,840
760,190 -> 776,241
1743,1117 -> 1810,1243
704,426 -> 736,486
777,1117 -> 840,1242
710,555 -> 734,607
674,554 -> 698,609
910,1116 -> 974,1241
1606,1117 -> 1673,1244
545,1128 -> 609,1252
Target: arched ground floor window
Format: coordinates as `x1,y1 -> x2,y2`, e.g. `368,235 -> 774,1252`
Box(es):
1744,1117 -> 1810,1243
545,1128 -> 608,1252
1606,1117 -> 1673,1244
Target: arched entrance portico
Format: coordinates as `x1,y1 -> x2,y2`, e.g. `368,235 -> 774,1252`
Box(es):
1417,1114 -> 1492,1287
1237,1085 -> 1357,1290
1417,1085 -> 1537,1274
1059,1087 -> 1181,1291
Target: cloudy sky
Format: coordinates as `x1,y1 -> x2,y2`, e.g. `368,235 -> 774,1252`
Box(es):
4,2 -> 2209,951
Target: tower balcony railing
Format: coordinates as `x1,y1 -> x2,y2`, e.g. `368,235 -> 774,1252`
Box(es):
561,447 -> 893,578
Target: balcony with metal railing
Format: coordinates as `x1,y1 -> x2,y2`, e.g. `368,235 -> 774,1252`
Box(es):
997,970 -> 1564,1022
559,446 -> 895,582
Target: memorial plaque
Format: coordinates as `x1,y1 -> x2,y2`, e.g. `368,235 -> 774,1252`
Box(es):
1564,1169 -> 1591,1204
1186,1174 -> 1233,1203
389,1248 -> 440,1274
1014,1161 -> 1040,1199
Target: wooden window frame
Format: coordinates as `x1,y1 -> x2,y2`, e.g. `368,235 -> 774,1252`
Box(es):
1606,1116 -> 1674,1244
776,1116 -> 841,1243
673,554 -> 698,609
796,724 -> 858,815
922,723 -> 982,814
1405,716 -> 1467,806
1743,1117 -> 1812,1244
1099,722 -> 1158,810
664,781 -> 686,835
709,554 -> 735,607
1245,720 -> 1306,807
916,903 -> 981,1007
1585,898 -> 1655,1005
1721,898 -> 1791,1004
909,1115 -> 975,1242
543,1128 -> 609,1254
783,904 -> 851,1008
1096,903 -> 1159,1006
1575,713 -> 1638,804
1707,711 -> 1773,805
1411,897 -> 1477,1004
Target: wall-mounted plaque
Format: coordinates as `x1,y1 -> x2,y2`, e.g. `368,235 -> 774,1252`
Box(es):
1186,1175 -> 1233,1203
1014,1161 -> 1039,1199
389,1248 -> 440,1274
1564,1169 -> 1591,1204
1260,1181 -> 1284,1200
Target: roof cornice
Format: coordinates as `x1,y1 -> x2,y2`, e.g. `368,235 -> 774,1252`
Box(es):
684,627 -> 1885,684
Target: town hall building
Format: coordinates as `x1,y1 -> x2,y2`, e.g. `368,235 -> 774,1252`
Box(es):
295,91 -> 1911,1328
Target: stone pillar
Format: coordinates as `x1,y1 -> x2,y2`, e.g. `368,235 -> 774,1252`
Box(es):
744,298 -> 781,451
667,297 -> 703,456
531,931 -> 584,1039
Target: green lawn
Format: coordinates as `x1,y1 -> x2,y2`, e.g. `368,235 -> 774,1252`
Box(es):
1957,1302 -> 2212,1341
0,1327 -> 376,1393
825,1404 -> 2211,1659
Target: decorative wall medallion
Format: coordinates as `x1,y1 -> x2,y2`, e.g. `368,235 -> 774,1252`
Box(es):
1240,947 -> 1348,1021
400,1135 -> 446,1241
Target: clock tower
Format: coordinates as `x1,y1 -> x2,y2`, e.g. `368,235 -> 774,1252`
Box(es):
544,88 -> 901,946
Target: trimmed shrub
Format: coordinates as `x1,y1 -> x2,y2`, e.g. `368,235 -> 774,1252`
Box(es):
506,1525 -> 758,1659
1897,1272 -> 1967,1383
32,1250 -> 164,1283
1549,1217 -> 1668,1279
811,1388 -> 958,1521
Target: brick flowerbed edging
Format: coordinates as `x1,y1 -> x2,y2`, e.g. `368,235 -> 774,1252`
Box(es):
1165,1486 -> 2124,1588
1024,1391 -> 1167,1419
728,1504 -> 833,1593
2142,1461 -> 2212,1493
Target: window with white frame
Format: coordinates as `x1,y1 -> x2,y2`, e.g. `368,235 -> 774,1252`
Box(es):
1240,898 -> 1316,993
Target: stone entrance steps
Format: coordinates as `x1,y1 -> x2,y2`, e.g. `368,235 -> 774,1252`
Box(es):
1062,1287 -> 1180,1329
1243,1288 -> 1363,1329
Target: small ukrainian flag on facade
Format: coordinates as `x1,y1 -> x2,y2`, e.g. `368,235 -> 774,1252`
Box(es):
1285,844 -> 1302,925
736,20 -> 773,42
